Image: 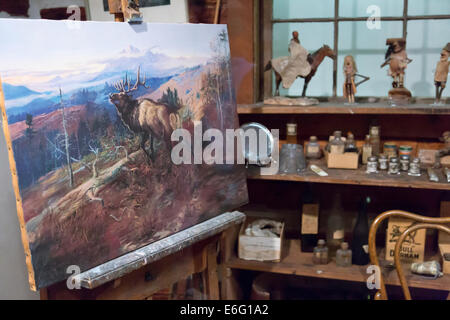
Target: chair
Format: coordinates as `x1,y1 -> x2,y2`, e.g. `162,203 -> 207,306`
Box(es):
368,210 -> 450,300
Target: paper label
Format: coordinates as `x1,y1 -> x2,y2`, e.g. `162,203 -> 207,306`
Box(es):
333,229 -> 344,240
307,146 -> 320,153
301,204 -> 319,234
330,145 -> 344,154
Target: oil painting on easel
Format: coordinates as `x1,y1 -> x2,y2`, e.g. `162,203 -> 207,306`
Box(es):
0,19 -> 247,290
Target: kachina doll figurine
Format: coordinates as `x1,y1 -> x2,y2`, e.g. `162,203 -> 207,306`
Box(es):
381,38 -> 413,102
343,55 -> 370,104
433,43 -> 450,105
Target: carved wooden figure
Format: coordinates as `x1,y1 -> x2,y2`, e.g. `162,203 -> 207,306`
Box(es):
265,30 -> 335,97
381,38 -> 412,100
434,43 -> 450,104
343,55 -> 369,104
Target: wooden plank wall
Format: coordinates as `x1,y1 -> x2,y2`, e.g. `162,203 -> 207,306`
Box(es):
188,0 -> 256,105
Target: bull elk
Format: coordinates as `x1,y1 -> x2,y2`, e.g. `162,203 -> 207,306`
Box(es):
109,67 -> 180,160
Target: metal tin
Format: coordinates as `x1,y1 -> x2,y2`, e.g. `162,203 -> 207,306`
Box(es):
384,142 -> 398,159
408,157 -> 421,177
400,155 -> 410,172
366,156 -> 378,174
388,157 -> 400,175
399,145 -> 413,158
378,154 -> 388,170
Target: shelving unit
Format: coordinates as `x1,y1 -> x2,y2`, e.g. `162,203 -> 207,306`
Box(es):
226,239 -> 450,292
237,103 -> 450,115
227,101 -> 450,300
247,159 -> 450,191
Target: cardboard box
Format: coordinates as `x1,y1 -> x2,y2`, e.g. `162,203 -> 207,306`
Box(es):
385,217 -> 426,263
324,151 -> 359,169
439,244 -> 450,275
238,217 -> 284,262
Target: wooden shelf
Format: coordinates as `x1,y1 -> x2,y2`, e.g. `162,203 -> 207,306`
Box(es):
238,102 -> 450,115
247,159 -> 450,191
226,239 -> 450,292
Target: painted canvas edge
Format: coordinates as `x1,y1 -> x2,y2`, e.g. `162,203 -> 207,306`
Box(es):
0,75 -> 37,291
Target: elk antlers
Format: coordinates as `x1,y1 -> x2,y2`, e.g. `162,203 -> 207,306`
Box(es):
113,66 -> 148,94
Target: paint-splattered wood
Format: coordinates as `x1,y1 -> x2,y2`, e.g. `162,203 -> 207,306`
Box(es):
76,211 -> 245,289
247,159 -> 450,191
226,239 -> 450,292
237,102 -> 450,115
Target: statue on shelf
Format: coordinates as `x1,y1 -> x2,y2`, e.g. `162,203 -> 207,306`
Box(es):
265,30 -> 336,98
343,55 -> 370,104
381,38 -> 413,103
433,43 -> 450,105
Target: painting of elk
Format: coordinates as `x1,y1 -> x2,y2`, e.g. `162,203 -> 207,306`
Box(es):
265,45 -> 336,97
109,67 -> 180,160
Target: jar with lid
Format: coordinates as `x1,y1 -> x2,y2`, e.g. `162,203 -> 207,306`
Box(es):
336,242 -> 352,267
313,239 -> 329,265
378,154 -> 388,171
400,155 -> 410,172
366,156 -> 378,174
305,136 -> 322,159
408,158 -> 421,177
329,131 -> 345,154
388,157 -> 400,175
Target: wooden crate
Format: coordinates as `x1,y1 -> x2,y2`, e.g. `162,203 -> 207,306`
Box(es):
324,151 -> 359,169
238,217 -> 284,262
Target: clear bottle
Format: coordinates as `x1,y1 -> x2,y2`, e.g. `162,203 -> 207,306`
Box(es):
312,239 -> 329,265
369,126 -> 381,156
305,136 -> 322,159
330,131 -> 345,154
336,242 -> 352,267
362,134 -> 373,164
327,193 -> 345,258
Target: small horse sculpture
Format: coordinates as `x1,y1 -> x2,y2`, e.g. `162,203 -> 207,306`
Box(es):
265,45 -> 336,97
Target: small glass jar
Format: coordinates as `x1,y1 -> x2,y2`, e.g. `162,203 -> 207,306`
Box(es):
388,157 -> 400,175
369,126 -> 381,156
362,134 -> 373,164
313,239 -> 329,265
330,131 -> 345,154
345,133 -> 358,153
336,242 -> 352,267
400,155 -> 410,172
408,157 -> 421,177
366,156 -> 378,174
305,136 -> 322,159
378,154 -> 388,171
286,123 -> 298,144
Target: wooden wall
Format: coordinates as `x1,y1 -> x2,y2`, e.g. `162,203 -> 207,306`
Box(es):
188,0 -> 257,105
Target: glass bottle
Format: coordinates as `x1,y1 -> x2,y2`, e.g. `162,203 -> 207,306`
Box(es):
336,242 -> 352,267
301,185 -> 319,252
345,132 -> 358,153
362,134 -> 373,164
305,136 -> 322,159
351,197 -> 370,266
313,239 -> 329,265
329,131 -> 345,154
327,193 -> 345,258
369,126 -> 380,156
286,123 -> 298,144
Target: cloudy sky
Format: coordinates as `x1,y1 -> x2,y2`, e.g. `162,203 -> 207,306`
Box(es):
0,19 -> 226,93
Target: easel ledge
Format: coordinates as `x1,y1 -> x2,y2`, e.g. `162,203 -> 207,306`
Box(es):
74,211 -> 245,290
